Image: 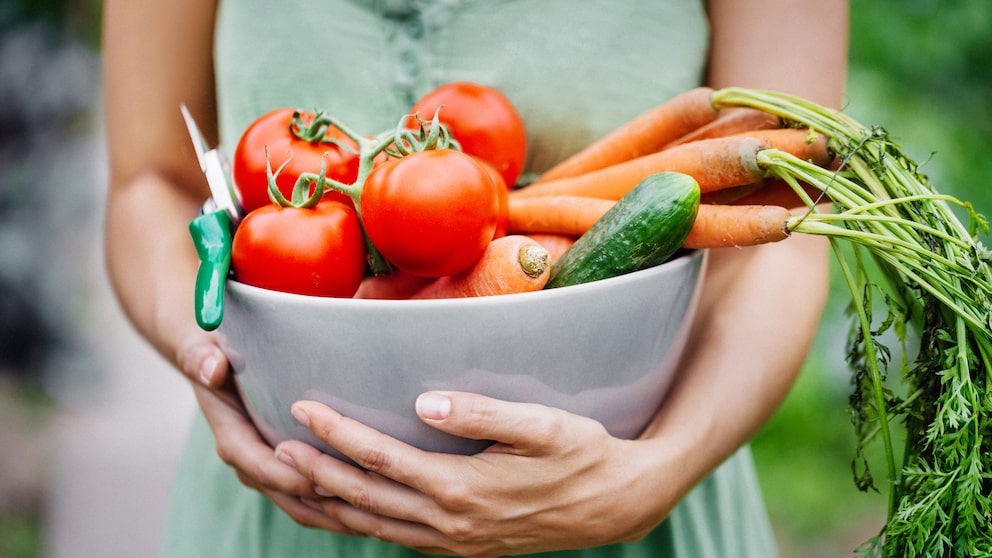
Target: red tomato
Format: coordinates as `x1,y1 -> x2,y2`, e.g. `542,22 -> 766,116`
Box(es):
232,108 -> 360,213
476,159 -> 509,238
410,82 -> 527,188
230,200 -> 366,297
361,149 -> 500,277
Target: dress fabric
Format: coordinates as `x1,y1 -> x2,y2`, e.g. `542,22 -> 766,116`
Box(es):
162,1 -> 780,556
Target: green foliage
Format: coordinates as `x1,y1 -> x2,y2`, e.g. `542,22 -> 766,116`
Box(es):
850,0 -> 992,111
754,2 -> 992,554
0,0 -> 103,47
751,349 -> 889,553
0,512 -> 41,558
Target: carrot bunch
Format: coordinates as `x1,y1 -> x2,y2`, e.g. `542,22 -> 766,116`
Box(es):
507,86 -> 838,249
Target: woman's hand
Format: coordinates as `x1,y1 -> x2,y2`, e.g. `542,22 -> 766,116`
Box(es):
176,331 -> 362,533
273,392 -> 684,557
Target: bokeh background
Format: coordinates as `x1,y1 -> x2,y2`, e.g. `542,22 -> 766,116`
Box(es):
1,1 -> 989,556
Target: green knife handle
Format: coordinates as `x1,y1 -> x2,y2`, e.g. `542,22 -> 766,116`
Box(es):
189,210 -> 233,331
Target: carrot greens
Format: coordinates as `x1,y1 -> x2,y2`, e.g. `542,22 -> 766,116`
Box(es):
712,87 -> 992,557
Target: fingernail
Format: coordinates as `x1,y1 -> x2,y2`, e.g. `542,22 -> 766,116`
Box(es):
301,498 -> 322,510
291,403 -> 311,427
275,450 -> 295,468
313,485 -> 332,497
199,356 -> 218,385
416,393 -> 451,420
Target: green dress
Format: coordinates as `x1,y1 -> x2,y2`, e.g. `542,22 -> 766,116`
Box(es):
162,1 -> 779,556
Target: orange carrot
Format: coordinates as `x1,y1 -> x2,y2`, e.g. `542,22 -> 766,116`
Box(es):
513,135 -> 768,200
698,182 -> 765,205
409,235 -> 551,299
700,177 -> 831,208
524,233 -> 578,263
354,269 -> 433,299
734,128 -> 835,167
682,204 -> 791,249
513,128 -> 833,201
508,195 -> 614,236
537,87 -> 719,182
507,194 -> 791,249
664,108 -> 781,148
724,177 -> 828,209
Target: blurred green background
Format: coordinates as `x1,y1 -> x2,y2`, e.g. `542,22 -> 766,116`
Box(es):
1,1 -> 990,557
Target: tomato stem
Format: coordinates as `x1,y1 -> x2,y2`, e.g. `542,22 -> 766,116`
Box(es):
265,148 -> 324,209
387,108 -> 460,157
289,110 -> 358,156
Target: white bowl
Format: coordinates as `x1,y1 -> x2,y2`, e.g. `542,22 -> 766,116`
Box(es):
219,250 -> 707,457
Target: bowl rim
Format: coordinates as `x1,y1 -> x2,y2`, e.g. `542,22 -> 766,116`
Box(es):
226,249 -> 705,309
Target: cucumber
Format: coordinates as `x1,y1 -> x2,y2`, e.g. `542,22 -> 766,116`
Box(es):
545,171 -> 700,288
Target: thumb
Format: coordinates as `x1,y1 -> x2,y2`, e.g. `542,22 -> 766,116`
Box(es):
415,391 -> 578,452
176,333 -> 230,388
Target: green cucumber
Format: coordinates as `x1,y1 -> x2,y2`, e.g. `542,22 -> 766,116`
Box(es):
545,171 -> 700,288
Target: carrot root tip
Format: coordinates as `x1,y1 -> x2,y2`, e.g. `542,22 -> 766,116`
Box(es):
519,245 -> 551,277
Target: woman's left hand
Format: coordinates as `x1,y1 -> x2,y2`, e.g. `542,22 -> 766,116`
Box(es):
273,391 -> 679,557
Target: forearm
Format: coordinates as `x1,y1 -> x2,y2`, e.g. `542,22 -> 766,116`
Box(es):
102,0 -> 219,368
638,236 -> 829,489
104,171 -> 205,366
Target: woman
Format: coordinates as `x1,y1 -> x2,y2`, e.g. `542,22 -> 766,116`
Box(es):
102,1 -> 848,556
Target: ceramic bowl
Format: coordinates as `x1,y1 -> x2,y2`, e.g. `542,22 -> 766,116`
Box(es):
219,249 -> 707,458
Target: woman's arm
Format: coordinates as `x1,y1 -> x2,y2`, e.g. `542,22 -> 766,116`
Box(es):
103,0 -> 218,363
101,0 -> 341,528
274,1 -> 849,556
707,0 -> 848,109
639,0 -> 850,492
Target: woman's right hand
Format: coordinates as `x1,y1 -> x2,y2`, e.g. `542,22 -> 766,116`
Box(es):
176,333 -> 360,534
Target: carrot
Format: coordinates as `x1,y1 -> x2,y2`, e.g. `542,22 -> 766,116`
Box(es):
409,235 -> 552,299
513,128 -> 833,201
682,203 -> 791,249
508,195 -> 614,236
698,182 -> 765,205
664,108 -> 781,148
536,87 -> 719,182
524,233 -> 577,263
513,135 -> 767,200
726,177 -> 828,208
504,188 -> 792,250
734,128 -> 835,167
700,177 -> 831,209
354,269 -> 433,299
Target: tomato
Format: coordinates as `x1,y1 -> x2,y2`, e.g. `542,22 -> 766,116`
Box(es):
230,200 -> 366,297
493,177 -> 509,239
361,149 -> 500,277
476,159 -> 510,238
409,82 -> 527,188
232,108 -> 360,214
